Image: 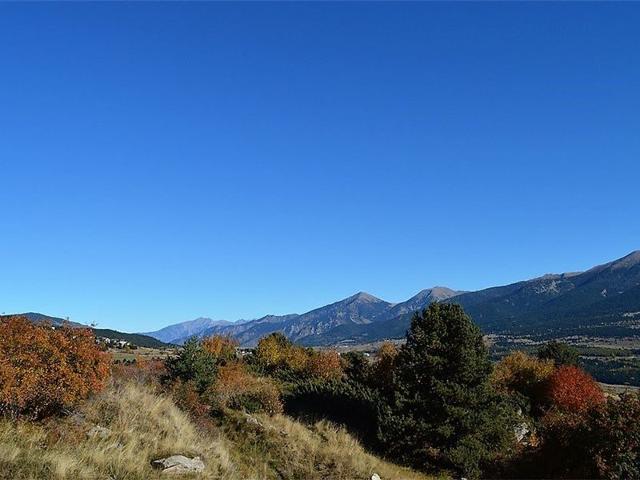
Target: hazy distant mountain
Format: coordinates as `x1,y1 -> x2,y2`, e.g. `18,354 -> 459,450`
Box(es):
1,313 -> 170,348
143,317 -> 237,344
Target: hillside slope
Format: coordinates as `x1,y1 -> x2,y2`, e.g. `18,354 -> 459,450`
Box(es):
0,381 -> 434,480
1,313 -> 170,348
454,250 -> 640,335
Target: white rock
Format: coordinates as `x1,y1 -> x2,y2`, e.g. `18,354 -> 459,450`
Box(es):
371,474 -> 381,480
152,455 -> 205,475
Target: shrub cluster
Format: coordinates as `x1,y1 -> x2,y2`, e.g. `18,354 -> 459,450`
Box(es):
254,332 -> 343,381
209,363 -> 283,415
491,351 -> 555,413
490,340 -> 640,479
165,335 -> 283,416
0,315 -> 110,419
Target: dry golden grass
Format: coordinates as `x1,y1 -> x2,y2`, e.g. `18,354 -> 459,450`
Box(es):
230,413 -> 437,480
0,381 -> 438,480
0,382 -> 234,479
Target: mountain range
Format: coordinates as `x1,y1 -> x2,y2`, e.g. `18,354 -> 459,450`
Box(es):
144,251 -> 640,346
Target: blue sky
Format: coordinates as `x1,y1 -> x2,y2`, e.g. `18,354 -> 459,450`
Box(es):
1,3 -> 639,332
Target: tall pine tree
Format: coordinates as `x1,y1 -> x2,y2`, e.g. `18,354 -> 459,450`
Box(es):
381,303 -> 514,478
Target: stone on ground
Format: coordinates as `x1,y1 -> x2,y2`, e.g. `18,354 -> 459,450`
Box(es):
152,455 -> 205,475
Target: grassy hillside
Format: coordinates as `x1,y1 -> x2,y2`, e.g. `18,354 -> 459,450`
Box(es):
0,381 -> 436,480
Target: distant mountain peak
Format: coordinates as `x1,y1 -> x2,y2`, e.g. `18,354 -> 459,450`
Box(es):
427,286 -> 460,297
406,286 -> 460,302
346,291 -> 383,303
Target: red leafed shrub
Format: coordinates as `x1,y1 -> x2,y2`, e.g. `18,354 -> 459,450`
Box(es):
0,315 -> 111,419
546,365 -> 604,414
533,393 -> 640,479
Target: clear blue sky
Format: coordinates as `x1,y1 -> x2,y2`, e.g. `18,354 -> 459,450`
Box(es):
1,3 -> 639,332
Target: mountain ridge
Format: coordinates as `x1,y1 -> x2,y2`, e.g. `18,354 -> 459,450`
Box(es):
148,286 -> 462,346
143,251 -> 640,347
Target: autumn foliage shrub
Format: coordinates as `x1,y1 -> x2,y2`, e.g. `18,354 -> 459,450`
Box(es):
546,365 -> 604,414
0,315 -> 110,419
529,393 -> 640,479
255,332 -> 343,381
284,345 -> 310,372
201,335 -> 238,364
491,351 -> 555,412
169,379 -> 211,418
255,333 -> 292,369
209,363 -> 283,415
585,393 -> 640,479
306,351 -> 343,380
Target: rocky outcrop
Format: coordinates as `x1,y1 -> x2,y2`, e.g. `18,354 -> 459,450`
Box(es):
151,455 -> 205,475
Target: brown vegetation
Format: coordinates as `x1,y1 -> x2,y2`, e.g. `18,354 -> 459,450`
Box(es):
0,316 -> 110,419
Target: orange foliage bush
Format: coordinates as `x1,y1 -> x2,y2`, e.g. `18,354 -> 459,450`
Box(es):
201,335 -> 238,363
307,350 -> 343,380
209,363 -> 283,415
0,315 -> 111,419
546,365 -> 605,414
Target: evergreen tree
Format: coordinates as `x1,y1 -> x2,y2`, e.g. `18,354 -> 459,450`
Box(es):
165,337 -> 218,392
382,303 -> 515,478
537,341 -> 579,366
